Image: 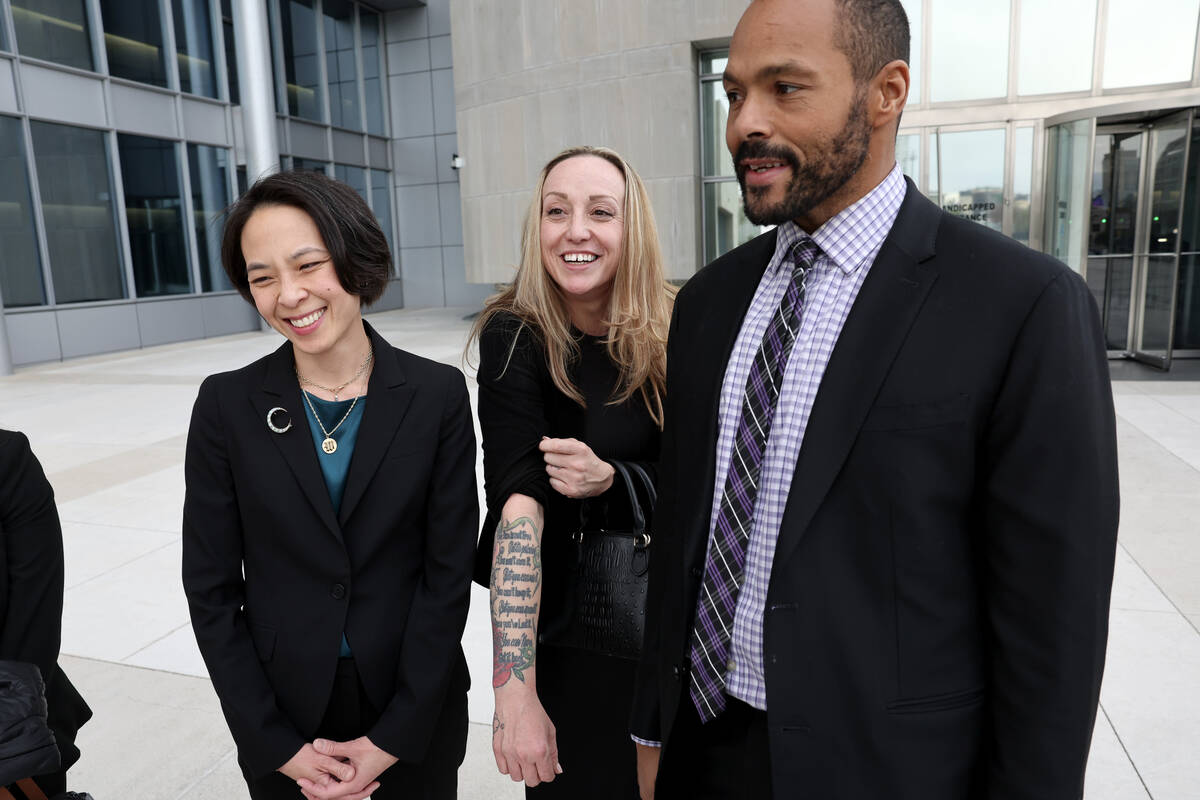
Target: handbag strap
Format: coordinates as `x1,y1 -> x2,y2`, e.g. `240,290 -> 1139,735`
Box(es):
624,461 -> 657,508
607,460 -> 645,534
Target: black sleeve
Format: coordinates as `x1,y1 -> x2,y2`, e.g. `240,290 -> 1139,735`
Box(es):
979,271 -> 1120,796
475,317 -> 555,586
181,378 -> 307,776
0,430 -> 65,683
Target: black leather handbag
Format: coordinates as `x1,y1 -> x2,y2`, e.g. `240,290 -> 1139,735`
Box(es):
541,460 -> 655,660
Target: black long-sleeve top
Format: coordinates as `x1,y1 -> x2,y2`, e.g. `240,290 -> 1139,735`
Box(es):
473,314 -> 660,625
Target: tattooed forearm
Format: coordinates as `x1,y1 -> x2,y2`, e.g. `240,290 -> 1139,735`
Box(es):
491,510 -> 543,689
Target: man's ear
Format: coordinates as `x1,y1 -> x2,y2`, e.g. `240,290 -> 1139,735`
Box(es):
870,59 -> 910,132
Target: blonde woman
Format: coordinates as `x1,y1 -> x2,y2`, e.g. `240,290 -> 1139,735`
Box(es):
469,146 -> 674,798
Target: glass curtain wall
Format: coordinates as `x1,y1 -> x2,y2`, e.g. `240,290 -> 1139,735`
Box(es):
30,122 -> 125,304
1044,119 -> 1092,272
323,0 -> 360,129
172,0 -> 218,97
361,9 -> 385,135
1104,0 -> 1200,89
1179,123 -> 1200,351
929,0 -> 1009,102
1017,0 -> 1095,95
335,163 -> 367,202
370,169 -> 394,269
0,117 -> 45,307
278,0 -> 324,121
220,0 -> 240,103
188,144 -> 232,291
98,0 -> 168,87
11,0 -> 95,70
117,134 -> 191,297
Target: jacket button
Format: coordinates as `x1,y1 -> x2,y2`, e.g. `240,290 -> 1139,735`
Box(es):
331,583 -> 346,600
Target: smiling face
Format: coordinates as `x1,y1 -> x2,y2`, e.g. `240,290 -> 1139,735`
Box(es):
539,154 -> 626,312
724,0 -> 875,230
241,204 -> 364,363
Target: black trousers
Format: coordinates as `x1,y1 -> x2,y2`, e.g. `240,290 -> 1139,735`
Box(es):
655,695 -> 773,800
241,658 -> 467,800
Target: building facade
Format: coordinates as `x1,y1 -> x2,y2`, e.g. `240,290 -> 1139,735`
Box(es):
3,0 -> 1199,371
453,0 -> 1200,370
0,0 -> 488,368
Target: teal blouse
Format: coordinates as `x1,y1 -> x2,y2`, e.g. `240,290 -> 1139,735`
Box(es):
300,391 -> 366,657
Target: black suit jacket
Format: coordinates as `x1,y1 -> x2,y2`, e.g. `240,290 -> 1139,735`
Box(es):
182,321 -> 478,778
633,180 -> 1120,798
0,430 -> 92,775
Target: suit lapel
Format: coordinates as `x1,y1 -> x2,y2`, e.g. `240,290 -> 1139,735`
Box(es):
251,341 -> 342,542
683,230 -> 779,565
338,321 -> 415,526
771,182 -> 941,574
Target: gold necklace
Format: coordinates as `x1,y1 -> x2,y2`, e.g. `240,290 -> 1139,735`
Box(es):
301,388 -> 360,455
296,348 -> 374,401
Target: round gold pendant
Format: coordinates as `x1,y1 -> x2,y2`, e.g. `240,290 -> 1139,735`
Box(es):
321,437 -> 338,454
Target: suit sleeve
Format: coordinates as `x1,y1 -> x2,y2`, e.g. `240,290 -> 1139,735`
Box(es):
181,377 -> 306,777
367,368 -> 478,761
0,431 -> 65,686
979,270 -> 1120,796
630,296 -> 685,743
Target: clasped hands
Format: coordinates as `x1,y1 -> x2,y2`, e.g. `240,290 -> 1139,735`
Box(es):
540,437 -> 614,498
280,736 -> 398,800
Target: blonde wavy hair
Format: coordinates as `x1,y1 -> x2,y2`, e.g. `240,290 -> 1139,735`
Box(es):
469,145 -> 675,427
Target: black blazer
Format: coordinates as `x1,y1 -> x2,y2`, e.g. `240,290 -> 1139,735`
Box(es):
633,180 -> 1120,798
0,430 -> 92,776
182,321 -> 478,779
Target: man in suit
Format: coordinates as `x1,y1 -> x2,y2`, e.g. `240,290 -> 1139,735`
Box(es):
631,0 -> 1120,797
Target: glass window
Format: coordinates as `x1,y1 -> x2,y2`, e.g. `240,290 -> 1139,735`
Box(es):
188,143 -> 232,292
1012,127 -> 1034,246
291,157 -> 329,174
237,165 -> 248,195
700,52 -> 727,76
30,121 -> 125,303
0,117 -> 45,307
0,9 -> 9,51
361,9 -> 385,135
932,128 -> 1006,232
1104,0 -> 1199,89
1147,119 -> 1189,254
278,0 -> 324,121
172,0 -> 218,97
220,0 -> 239,104
899,0 -> 921,103
335,163 -> 368,204
930,0 -> 1010,102
99,0 -> 168,88
703,182 -> 772,262
896,132 -> 920,183
370,168 -> 394,269
11,0 -> 95,70
701,80 -> 734,178
1044,119 -> 1092,271
1018,0 -> 1095,95
117,134 -> 191,296
323,0 -> 360,130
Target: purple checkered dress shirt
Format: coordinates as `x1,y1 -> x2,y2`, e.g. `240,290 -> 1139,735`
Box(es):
711,165 -> 906,711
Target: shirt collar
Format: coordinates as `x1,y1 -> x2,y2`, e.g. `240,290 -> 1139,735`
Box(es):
768,163 -> 907,277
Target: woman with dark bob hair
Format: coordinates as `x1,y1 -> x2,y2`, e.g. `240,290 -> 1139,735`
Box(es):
182,169 -> 478,800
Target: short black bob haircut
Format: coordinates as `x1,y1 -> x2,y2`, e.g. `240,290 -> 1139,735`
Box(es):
220,169 -> 391,306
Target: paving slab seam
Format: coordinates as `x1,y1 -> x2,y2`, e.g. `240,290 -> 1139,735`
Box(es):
1116,543 -> 1200,639
1097,703 -> 1154,799
63,538 -> 181,594
173,747 -> 240,800
121,620 -> 196,664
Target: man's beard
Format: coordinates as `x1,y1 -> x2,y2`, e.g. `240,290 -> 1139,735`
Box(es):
734,92 -> 871,226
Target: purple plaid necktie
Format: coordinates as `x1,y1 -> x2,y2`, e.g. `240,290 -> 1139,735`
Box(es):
688,238 -> 821,722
